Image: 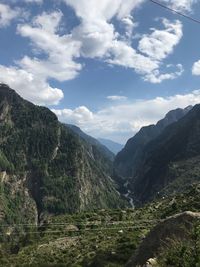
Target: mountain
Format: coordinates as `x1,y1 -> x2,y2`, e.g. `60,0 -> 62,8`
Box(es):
130,104 -> 200,204
0,84 -> 125,225
66,124 -> 115,175
114,106 -> 192,180
98,138 -> 124,155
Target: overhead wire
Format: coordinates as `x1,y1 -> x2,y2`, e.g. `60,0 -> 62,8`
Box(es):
0,219 -> 160,228
0,225 -> 153,236
149,0 -> 200,24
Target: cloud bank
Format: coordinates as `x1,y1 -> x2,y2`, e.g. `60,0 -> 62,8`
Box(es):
52,90 -> 200,143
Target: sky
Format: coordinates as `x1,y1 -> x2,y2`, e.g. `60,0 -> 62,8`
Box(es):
1,0 -> 200,144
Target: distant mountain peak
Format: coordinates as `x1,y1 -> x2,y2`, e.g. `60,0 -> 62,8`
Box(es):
98,138 -> 124,155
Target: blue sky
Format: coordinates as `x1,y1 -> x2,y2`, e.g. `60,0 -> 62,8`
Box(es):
1,0 -> 200,143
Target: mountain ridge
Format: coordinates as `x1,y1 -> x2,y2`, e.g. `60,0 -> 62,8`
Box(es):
114,105 -> 192,180
0,84 -> 125,225
131,104 -> 200,204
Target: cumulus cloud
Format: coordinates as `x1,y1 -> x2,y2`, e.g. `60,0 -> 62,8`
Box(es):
17,11 -> 82,81
144,64 -> 184,84
0,11 -> 81,105
52,90 -> 200,143
0,65 -> 63,105
192,60 -> 200,76
0,0 -> 188,106
138,19 -> 183,61
62,0 -> 183,83
0,3 -> 20,28
51,106 -> 93,125
67,0 -> 143,60
160,0 -> 198,12
107,40 -> 158,74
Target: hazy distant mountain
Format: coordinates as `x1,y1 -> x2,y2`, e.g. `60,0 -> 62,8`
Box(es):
98,138 -> 124,155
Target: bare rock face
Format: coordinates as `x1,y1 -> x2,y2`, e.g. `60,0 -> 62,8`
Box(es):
126,211 -> 200,267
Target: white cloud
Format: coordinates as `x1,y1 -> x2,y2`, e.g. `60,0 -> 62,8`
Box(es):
0,3 -> 20,28
62,0 -> 183,83
17,11 -> 82,81
192,60 -> 200,76
0,0 -> 187,106
67,0 -> 154,72
160,0 -> 198,12
51,106 -> 93,125
108,40 -> 158,74
107,95 -> 127,101
52,90 -> 200,143
138,19 -> 182,61
122,16 -> 137,40
0,65 -> 63,105
144,64 -> 184,84
64,0 -> 144,21
0,11 -> 82,105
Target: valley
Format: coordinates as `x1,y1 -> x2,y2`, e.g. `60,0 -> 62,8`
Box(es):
0,84 -> 200,266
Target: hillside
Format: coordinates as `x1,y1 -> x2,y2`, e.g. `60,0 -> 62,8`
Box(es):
66,124 -> 114,175
1,183 -> 200,266
114,106 -> 192,180
126,211 -> 200,267
131,104 -> 200,205
0,84 -> 125,226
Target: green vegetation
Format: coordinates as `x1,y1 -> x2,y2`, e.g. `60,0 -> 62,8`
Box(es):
0,85 -> 125,223
1,86 -> 200,266
0,184 -> 199,266
157,224 -> 200,267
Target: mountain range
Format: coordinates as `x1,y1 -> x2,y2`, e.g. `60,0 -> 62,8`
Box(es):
113,104 -> 200,206
114,105 -> 192,180
1,84 -> 200,266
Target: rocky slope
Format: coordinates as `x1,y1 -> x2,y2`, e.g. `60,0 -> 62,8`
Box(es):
0,84 -> 125,225
131,104 -> 200,205
126,211 -> 200,267
66,124 -> 114,175
114,106 -> 192,180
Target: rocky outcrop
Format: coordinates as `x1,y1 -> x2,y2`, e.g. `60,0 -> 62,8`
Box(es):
126,211 -> 200,267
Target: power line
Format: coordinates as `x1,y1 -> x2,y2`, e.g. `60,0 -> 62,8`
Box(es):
0,219 -> 160,228
149,0 -> 200,25
0,225 -> 152,236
